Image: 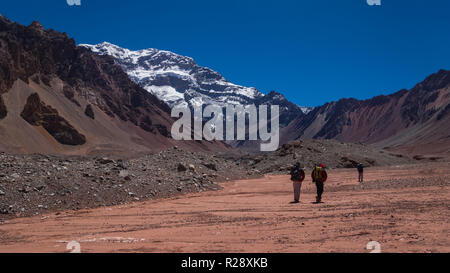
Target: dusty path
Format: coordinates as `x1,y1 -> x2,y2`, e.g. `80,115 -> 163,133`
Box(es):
0,163 -> 448,253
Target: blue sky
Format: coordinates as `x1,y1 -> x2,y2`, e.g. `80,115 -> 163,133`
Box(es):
1,0 -> 449,107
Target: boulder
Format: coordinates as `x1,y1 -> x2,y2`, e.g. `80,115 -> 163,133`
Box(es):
84,104 -> 95,119
203,163 -> 217,171
177,163 -> 187,172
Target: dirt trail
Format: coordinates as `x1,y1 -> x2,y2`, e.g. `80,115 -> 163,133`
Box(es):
0,164 -> 448,253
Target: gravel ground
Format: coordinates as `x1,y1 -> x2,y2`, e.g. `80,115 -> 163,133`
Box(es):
0,147 -> 260,220
0,139 -> 442,221
0,163 -> 448,253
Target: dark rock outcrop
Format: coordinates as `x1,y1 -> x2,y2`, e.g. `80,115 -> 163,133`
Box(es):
21,93 -> 86,145
84,104 -> 95,119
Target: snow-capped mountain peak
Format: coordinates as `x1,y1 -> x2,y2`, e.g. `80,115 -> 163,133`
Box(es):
80,42 -> 262,108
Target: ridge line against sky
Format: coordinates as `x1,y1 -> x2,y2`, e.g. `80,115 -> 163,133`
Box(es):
1,0 -> 449,107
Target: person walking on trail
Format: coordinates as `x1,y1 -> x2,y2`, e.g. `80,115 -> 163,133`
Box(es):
311,163 -> 327,203
290,162 -> 305,203
357,163 -> 365,183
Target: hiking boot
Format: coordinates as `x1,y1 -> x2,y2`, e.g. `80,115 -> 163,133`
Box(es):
316,196 -> 321,203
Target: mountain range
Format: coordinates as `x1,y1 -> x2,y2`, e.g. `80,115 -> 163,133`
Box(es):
80,42 -> 312,113
80,42 -> 315,150
283,69 -> 450,157
81,43 -> 450,157
0,16 -> 227,155
0,16 -> 448,157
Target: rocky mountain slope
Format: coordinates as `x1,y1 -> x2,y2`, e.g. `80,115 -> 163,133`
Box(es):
282,69 -> 450,157
0,16 -> 228,155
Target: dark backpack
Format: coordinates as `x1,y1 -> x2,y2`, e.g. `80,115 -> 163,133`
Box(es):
291,167 -> 305,182
357,163 -> 364,172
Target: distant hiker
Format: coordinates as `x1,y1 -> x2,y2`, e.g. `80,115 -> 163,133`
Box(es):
290,162 -> 305,203
311,163 -> 327,203
357,163 -> 365,182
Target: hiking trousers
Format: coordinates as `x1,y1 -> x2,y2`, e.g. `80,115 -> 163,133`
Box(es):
293,181 -> 303,202
315,181 -> 324,201
358,171 -> 363,182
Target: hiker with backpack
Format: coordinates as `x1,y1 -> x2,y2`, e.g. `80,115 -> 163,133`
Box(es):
357,163 -> 365,182
311,163 -> 327,203
290,162 -> 305,203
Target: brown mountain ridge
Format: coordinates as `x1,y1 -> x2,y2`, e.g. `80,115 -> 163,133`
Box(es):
0,16 -> 227,155
282,69 -> 450,158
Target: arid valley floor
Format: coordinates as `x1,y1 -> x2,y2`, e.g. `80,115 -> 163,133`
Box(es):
0,162 -> 448,253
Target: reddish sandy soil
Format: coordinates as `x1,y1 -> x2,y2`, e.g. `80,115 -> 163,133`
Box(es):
0,163 -> 448,253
